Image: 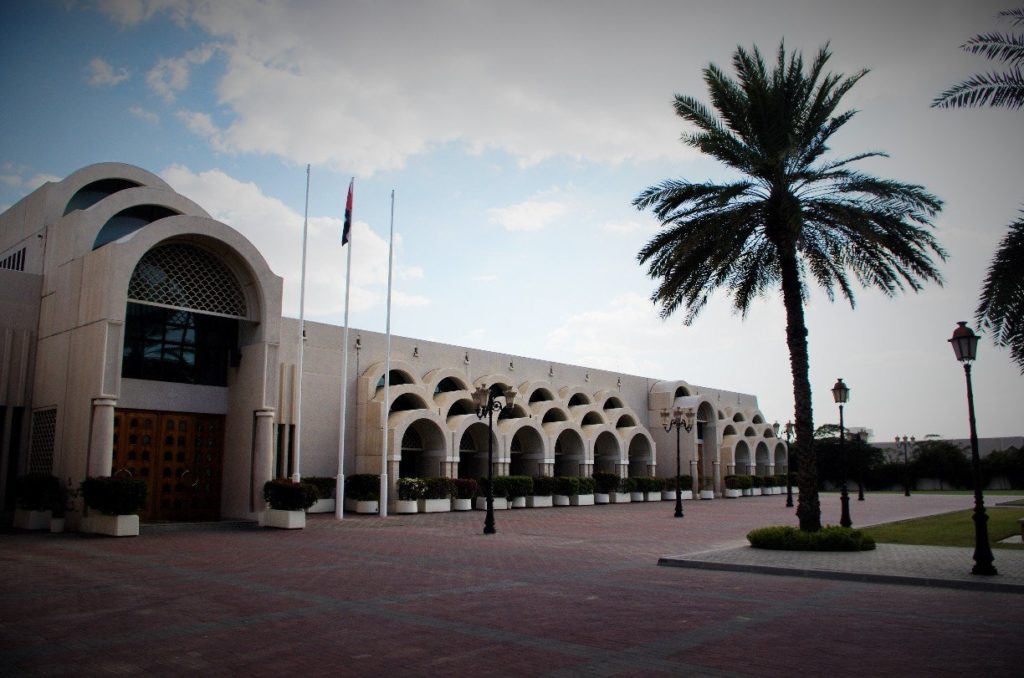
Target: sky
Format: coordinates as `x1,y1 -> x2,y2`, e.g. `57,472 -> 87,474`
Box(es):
1,0 -> 1021,441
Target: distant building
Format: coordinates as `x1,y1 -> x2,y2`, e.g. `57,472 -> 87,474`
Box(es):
0,163 -> 787,521
874,437 -> 1023,461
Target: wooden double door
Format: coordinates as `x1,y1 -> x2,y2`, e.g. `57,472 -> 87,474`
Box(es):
112,409 -> 224,521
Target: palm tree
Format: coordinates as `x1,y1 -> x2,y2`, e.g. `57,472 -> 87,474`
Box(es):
934,7 -> 1024,373
634,43 -> 946,532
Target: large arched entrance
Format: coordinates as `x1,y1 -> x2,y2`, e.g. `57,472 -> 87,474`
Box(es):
627,433 -> 653,477
509,425 -> 545,476
593,431 -> 620,473
398,418 -> 447,478
458,422 -> 494,479
734,440 -> 751,475
554,429 -> 585,476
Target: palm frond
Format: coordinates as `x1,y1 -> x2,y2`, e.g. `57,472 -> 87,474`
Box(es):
962,32 -> 1024,65
932,68 -> 1024,108
997,7 -> 1024,26
976,214 -> 1024,373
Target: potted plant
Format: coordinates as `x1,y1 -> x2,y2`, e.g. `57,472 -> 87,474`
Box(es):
592,472 -> 619,504
419,477 -> 454,513
738,475 -> 753,496
476,476 -> 510,510
452,478 -> 477,511
345,474 -> 381,513
750,474 -> 763,496
527,475 -> 555,508
395,477 -> 424,513
259,479 -> 317,529
572,476 -> 595,506
759,475 -> 773,495
553,476 -> 578,506
627,476 -> 645,502
80,476 -> 148,536
506,475 -> 533,508
642,477 -> 662,502
303,476 -> 337,513
723,475 -> 742,498
699,476 -> 715,500
49,480 -> 78,532
13,473 -> 61,530
610,476 -> 632,503
774,473 -> 788,494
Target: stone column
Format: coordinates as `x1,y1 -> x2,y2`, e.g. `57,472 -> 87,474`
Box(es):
252,409 -> 275,513
690,459 -> 699,495
88,398 -> 117,478
713,460 -> 721,496
616,462 -> 628,480
580,462 -> 593,477
542,462 -> 555,477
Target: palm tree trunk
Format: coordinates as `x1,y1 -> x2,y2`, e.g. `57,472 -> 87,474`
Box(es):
779,248 -> 821,532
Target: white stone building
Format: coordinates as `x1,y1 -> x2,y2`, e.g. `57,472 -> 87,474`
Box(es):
0,163 -> 787,522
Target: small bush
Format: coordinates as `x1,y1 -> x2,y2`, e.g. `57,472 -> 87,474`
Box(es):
453,478 -> 478,500
508,475 -> 534,498
555,476 -> 580,496
345,474 -> 380,501
303,476 -> 336,499
620,477 -> 637,493
724,475 -> 740,490
15,473 -> 62,511
678,474 -> 693,488
423,477 -> 455,500
635,477 -> 660,493
577,476 -> 596,495
774,473 -> 788,487
738,475 -> 753,490
397,477 -> 426,501
750,475 -> 762,488
532,475 -> 556,496
747,525 -> 876,551
592,472 -> 620,494
81,476 -> 148,515
263,479 -> 318,510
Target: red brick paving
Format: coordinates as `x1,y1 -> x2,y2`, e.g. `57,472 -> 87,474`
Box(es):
2,493 -> 1022,676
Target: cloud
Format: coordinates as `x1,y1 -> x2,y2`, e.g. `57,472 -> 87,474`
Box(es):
158,164 -> 426,318
147,44 -> 215,102
175,109 -> 228,150
87,57 -> 130,86
488,197 -> 568,232
600,220 -> 652,235
0,170 -> 61,191
129,106 -> 159,124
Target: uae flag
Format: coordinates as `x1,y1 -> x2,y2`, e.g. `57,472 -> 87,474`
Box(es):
342,178 -> 354,245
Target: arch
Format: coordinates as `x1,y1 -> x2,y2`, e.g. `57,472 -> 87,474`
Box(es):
445,397 -> 475,418
394,416 -> 447,478
580,411 -> 604,427
94,204 -> 182,250
744,426 -> 757,437
528,387 -> 555,404
774,442 -> 788,470
559,385 -> 592,406
616,414 -> 637,429
717,410 -> 725,420
363,359 -> 421,395
568,393 -> 591,407
763,426 -> 776,438
127,242 -> 248,318
498,402 -> 529,421
734,440 -> 752,475
389,392 -> 429,414
554,428 -> 586,477
539,404 -> 570,427
593,430 -> 621,473
673,385 -> 691,398
755,441 -> 771,476
733,412 -> 746,422
457,422 -> 494,479
376,369 -> 416,390
46,162 -> 189,228
509,424 -> 545,476
752,413 -> 766,424
65,177 -> 142,215
602,395 -> 624,410
722,424 -> 737,437
626,431 -> 654,477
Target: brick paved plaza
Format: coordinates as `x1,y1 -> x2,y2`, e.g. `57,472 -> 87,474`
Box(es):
2,493 -> 1023,676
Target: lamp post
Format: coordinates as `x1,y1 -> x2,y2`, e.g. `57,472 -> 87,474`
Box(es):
471,383 -> 517,536
896,435 -> 914,497
661,406 -> 696,518
948,321 -> 997,576
831,378 -> 852,528
784,421 -> 795,508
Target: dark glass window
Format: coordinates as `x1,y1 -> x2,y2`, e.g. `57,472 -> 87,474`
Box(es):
122,303 -> 237,386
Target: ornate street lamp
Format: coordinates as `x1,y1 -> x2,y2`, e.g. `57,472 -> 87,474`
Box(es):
471,383 -> 517,535
661,406 -> 696,518
831,377 -> 852,528
783,421 -> 795,508
896,435 -> 915,497
948,321 -> 997,576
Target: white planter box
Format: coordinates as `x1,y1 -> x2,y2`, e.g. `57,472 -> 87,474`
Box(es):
630,492 -> 645,502
394,499 -> 419,514
761,488 -> 772,495
526,495 -> 553,508
452,498 -> 473,511
14,508 -> 51,530
510,496 -> 527,508
645,492 -> 661,502
680,490 -> 693,500
742,488 -> 753,496
724,488 -> 742,498
594,493 -> 610,504
418,498 -> 451,513
355,500 -> 379,514
571,494 -> 595,506
610,492 -> 631,503
307,498 -> 335,514
661,490 -> 677,501
260,508 -> 305,529
475,497 -> 509,510
50,518 -> 66,533
82,513 -> 140,537
553,495 -> 571,506
700,490 -> 715,500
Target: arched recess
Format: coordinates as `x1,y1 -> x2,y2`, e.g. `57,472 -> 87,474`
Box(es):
744,426 -> 757,437
95,204 -> 182,249
733,412 -> 746,422
423,367 -> 469,397
696,400 -> 718,490
593,431 -> 621,473
616,414 -> 637,429
734,440 -> 752,475
774,442 -> 788,472
457,421 -> 495,479
390,392 -> 429,414
763,427 -> 776,438
554,428 -> 586,476
508,423 -> 546,476
521,381 -> 556,412
722,424 -> 737,436
579,410 -> 605,428
538,403 -> 571,436
752,413 -> 765,424
626,431 -> 654,477
65,177 -> 142,215
755,441 -> 771,477
600,394 -> 624,410
397,417 -> 448,478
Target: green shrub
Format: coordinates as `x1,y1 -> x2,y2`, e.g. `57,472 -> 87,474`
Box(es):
423,477 -> 455,500
263,479 -> 318,510
635,477 -> 660,493
577,476 -> 596,494
678,474 -> 693,488
747,525 -> 876,551
487,475 -> 518,499
15,473 -> 61,511
620,477 -> 637,493
532,475 -> 556,496
303,476 -> 336,499
397,477 -> 426,501
750,475 -> 762,488
555,476 -> 580,496
592,472 -> 620,494
453,478 -> 478,499
345,474 -> 380,501
724,475 -> 740,490
738,475 -> 753,490
81,476 -> 148,515
774,473 -> 788,487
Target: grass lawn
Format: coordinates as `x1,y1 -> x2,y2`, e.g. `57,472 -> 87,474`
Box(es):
863,508 -> 1024,550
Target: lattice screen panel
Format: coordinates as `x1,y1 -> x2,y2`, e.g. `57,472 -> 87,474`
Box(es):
128,244 -> 247,318
28,408 -> 57,475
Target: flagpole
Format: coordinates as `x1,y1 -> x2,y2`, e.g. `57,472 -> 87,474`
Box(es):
336,178 -> 354,520
293,164 -> 310,483
380,189 -> 395,517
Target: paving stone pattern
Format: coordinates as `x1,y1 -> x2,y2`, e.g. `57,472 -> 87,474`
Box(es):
2,492 -> 1023,676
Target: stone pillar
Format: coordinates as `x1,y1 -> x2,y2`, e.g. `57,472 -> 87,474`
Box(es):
713,460 -> 721,497
252,409 -> 275,513
541,462 -> 554,477
88,398 -> 117,478
647,463 -> 656,477
580,462 -> 593,477
689,459 -> 699,495
616,462 -> 628,479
